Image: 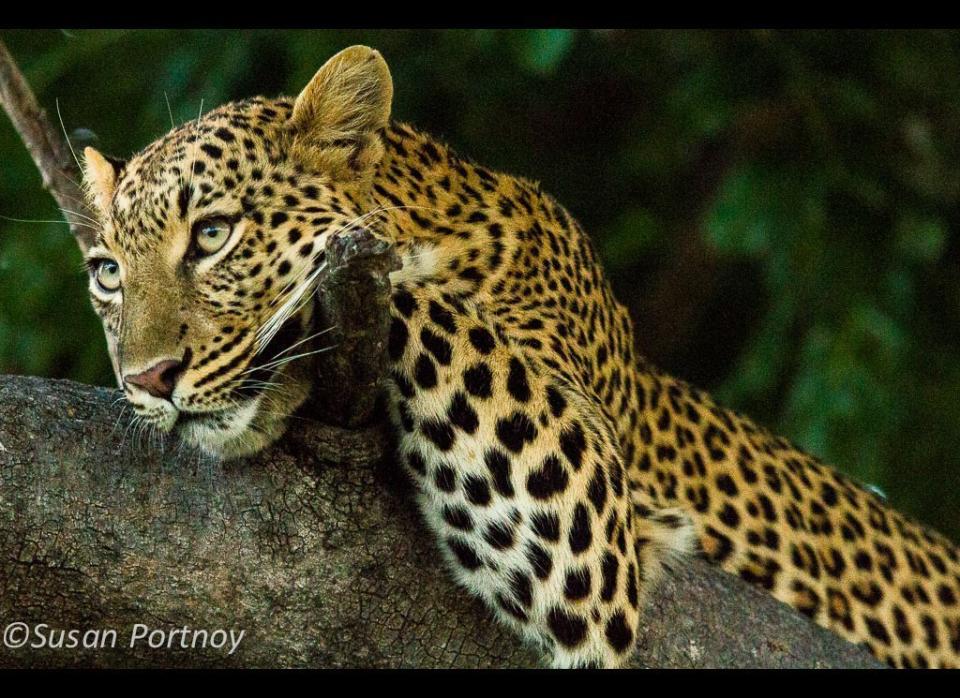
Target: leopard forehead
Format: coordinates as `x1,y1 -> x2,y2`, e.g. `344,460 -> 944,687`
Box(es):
102,97 -> 303,252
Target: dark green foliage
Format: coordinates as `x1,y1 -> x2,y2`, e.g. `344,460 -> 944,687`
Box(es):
1,29 -> 958,538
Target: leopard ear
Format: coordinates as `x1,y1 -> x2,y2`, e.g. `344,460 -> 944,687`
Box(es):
82,146 -> 123,214
290,45 -> 393,178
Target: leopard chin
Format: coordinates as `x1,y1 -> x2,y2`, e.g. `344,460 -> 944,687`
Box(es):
174,396 -> 275,460
173,358 -> 314,461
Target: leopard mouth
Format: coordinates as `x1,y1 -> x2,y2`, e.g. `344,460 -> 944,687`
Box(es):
164,318 -> 315,459
172,317 -> 306,424
171,402 -> 251,441
174,408 -> 233,430
171,397 -> 268,459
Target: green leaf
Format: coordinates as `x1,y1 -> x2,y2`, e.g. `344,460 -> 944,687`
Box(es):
895,215 -> 947,263
519,30 -> 575,75
705,167 -> 773,257
601,208 -> 657,270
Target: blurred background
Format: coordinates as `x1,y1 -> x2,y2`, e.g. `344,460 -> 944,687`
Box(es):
1,29 -> 958,539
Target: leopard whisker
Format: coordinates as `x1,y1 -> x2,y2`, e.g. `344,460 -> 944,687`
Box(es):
109,403 -> 130,438
254,202 -> 450,352
56,206 -> 101,227
119,412 -> 141,452
162,91 -> 187,198
253,344 -> 339,374
55,98 -> 84,176
236,381 -> 290,398
254,209 -> 386,349
265,324 -> 337,362
185,98 -> 205,195
257,203 -> 399,322
0,214 -> 99,231
255,259 -> 328,349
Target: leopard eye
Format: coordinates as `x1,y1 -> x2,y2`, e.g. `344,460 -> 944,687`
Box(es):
94,259 -> 121,293
192,216 -> 233,255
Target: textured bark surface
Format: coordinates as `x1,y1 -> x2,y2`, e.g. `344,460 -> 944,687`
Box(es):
0,375 -> 881,668
311,230 -> 400,428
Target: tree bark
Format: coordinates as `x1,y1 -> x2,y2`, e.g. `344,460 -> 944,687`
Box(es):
0,375 -> 879,668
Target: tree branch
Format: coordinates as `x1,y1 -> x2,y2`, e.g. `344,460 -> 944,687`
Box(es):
0,38 -> 125,383
312,231 -> 400,428
0,39 -> 96,253
0,375 -> 880,668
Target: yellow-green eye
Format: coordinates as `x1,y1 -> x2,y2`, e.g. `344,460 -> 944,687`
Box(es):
95,259 -> 121,292
192,217 -> 232,255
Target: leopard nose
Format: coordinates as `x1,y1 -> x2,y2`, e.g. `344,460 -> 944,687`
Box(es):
124,359 -> 184,400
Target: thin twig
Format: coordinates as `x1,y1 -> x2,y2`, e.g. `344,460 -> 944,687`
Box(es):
0,39 -> 97,252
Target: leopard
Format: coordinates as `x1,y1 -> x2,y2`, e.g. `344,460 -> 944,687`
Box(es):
78,45 -> 960,668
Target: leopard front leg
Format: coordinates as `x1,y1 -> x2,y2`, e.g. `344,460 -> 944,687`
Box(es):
384,285 -> 695,668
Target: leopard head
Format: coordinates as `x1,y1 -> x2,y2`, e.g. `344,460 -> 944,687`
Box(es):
81,45 -> 393,459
